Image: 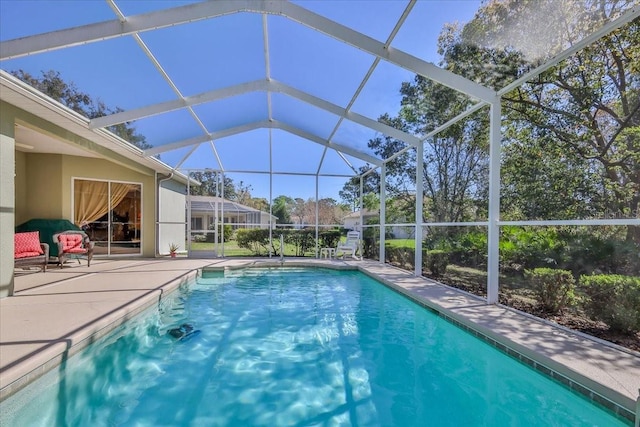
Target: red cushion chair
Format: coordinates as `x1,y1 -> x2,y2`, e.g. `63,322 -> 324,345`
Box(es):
53,230 -> 94,268
14,231 -> 49,272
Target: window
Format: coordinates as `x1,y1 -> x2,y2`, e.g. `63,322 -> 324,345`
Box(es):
73,179 -> 142,255
192,217 -> 203,231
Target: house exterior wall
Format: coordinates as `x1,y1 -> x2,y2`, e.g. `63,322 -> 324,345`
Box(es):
14,151 -> 27,225
12,152 -> 158,256
62,157 -> 157,256
159,179 -> 187,255
23,153 -> 64,219
0,127 -> 16,298
0,101 -> 182,285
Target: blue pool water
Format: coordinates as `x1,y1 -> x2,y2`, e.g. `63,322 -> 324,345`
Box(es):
1,268 -> 629,426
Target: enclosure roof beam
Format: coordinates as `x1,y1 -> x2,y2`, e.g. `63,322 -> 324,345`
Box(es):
143,120 -> 270,156
144,118 -> 383,166
90,79 -> 421,147
497,5 -> 640,96
89,80 -> 268,128
1,0 -> 495,102
271,120 -> 382,166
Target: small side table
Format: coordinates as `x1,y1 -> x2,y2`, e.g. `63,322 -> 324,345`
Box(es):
320,248 -> 335,259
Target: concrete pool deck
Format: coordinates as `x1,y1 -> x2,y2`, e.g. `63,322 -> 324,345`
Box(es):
1,257 -> 639,422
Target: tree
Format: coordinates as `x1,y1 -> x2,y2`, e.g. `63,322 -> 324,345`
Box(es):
339,166 -> 380,211
10,69 -> 152,150
369,78 -> 490,224
233,181 -> 254,205
272,195 -> 293,225
440,0 -> 639,239
292,198 -> 310,226
188,171 -> 235,197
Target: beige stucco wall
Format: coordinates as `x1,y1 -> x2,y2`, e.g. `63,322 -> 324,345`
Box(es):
0,131 -> 16,298
22,153 -> 64,220
14,150 -> 27,226
14,152 -> 157,257
159,179 -> 187,255
2,100 -> 166,276
61,156 -> 156,256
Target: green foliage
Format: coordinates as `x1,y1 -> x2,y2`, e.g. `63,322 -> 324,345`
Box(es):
499,227 -> 566,272
525,268 -> 575,314
449,229 -> 487,268
188,171 -> 236,198
319,230 -> 342,249
578,274 -> 640,333
426,249 -> 449,277
272,195 -> 293,225
385,246 -> 416,270
339,166 -> 380,211
205,223 -> 233,243
559,228 -> 640,276
282,229 -> 316,256
235,229 -> 271,256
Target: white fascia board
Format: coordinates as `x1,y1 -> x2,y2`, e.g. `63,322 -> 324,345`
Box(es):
0,70 -> 190,182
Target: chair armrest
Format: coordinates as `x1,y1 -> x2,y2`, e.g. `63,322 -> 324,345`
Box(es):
40,242 -> 49,259
83,235 -> 95,250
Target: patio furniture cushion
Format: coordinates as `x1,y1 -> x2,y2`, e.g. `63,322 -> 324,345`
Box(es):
54,230 -> 94,268
59,234 -> 84,253
14,231 -> 44,259
16,219 -> 81,257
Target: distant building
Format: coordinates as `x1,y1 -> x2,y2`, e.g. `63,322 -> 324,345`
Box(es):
342,209 -> 412,239
189,195 -> 275,232
342,209 -> 377,231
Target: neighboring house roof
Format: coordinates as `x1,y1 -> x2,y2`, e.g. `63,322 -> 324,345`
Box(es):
190,195 -> 275,218
342,209 -> 378,220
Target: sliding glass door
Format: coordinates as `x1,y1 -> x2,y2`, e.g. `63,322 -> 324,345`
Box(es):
73,179 -> 142,255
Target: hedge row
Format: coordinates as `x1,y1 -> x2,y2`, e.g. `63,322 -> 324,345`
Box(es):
383,245 -> 640,334
524,269 -> 640,333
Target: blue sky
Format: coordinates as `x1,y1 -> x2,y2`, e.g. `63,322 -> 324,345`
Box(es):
0,0 -> 482,202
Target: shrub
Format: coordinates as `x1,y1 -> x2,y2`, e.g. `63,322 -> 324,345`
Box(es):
385,246 -> 415,270
578,274 -> 640,333
319,229 -> 342,249
284,228 -> 315,256
501,227 -> 566,271
525,268 -> 575,314
236,228 -> 270,255
205,223 -> 233,243
426,249 -> 449,277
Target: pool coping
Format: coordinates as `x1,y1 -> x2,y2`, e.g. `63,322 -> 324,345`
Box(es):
2,258 -> 639,424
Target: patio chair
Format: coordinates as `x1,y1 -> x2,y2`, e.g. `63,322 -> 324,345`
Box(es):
336,231 -> 361,260
53,230 -> 94,268
14,231 -> 49,272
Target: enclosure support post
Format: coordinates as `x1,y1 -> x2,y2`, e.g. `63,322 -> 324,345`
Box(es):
380,164 -> 386,264
487,97 -> 502,304
315,174 -> 319,258
415,144 -> 424,277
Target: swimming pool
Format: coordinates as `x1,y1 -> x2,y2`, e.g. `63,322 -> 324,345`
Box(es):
0,268 -> 629,426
